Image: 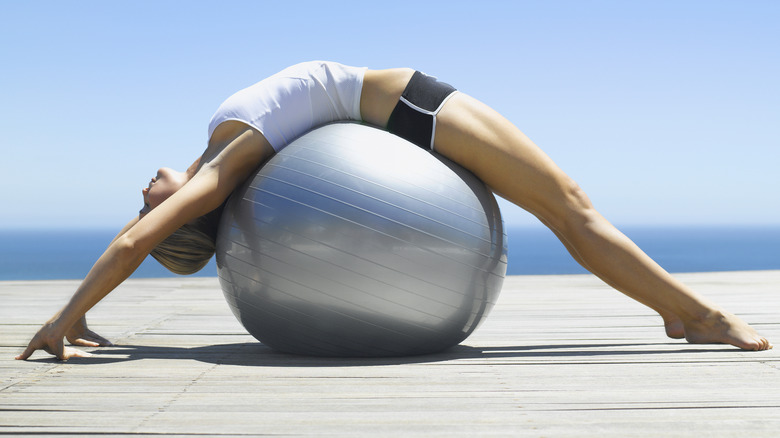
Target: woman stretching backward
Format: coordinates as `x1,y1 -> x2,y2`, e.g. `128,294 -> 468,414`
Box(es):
16,61 -> 771,360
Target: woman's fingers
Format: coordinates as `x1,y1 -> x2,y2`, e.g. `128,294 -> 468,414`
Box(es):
69,338 -> 100,347
61,346 -> 92,360
85,330 -> 113,347
14,332 -> 52,360
15,324 -> 107,360
75,329 -> 113,347
66,326 -> 113,347
16,342 -> 93,361
69,332 -> 112,347
14,345 -> 36,361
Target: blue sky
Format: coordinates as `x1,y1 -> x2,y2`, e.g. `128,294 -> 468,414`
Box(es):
2,1 -> 778,229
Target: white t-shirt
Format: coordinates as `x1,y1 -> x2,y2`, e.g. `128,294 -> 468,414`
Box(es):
207,61 -> 367,151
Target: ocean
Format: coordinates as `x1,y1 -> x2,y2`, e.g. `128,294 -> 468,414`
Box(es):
0,226 -> 778,281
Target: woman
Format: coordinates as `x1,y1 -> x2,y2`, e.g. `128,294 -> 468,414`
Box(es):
16,61 -> 771,360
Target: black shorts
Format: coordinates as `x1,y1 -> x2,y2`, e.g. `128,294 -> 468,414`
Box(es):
386,71 -> 457,151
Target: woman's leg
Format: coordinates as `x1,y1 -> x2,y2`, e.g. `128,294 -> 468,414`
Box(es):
434,92 -> 770,351
542,221 -> 685,339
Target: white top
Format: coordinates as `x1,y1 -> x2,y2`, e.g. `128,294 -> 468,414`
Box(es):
207,61 -> 367,152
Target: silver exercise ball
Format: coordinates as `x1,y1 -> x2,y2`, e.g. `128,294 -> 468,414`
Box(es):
216,123 -> 507,357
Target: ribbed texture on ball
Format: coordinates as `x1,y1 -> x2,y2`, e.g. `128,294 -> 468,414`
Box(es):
216,123 -> 507,356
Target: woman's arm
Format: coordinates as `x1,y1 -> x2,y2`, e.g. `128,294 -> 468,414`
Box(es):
109,217 -> 140,246
16,126 -> 274,360
107,156 -> 202,247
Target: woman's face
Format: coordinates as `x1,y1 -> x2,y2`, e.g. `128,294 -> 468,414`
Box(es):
139,167 -> 187,217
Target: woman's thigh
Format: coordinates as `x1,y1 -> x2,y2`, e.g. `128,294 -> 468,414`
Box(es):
434,92 -> 589,227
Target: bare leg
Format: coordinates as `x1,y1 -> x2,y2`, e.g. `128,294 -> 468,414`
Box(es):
546,222 -> 685,339
434,92 -> 771,351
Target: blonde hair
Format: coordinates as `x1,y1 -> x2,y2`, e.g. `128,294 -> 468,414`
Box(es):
150,203 -> 225,275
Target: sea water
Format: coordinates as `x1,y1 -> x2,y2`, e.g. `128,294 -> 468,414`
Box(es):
0,226 -> 778,281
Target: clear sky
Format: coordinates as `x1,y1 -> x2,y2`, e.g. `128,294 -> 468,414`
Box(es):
2,1 -> 778,229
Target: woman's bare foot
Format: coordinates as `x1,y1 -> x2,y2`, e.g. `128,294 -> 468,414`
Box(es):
682,309 -> 772,351
661,313 -> 685,339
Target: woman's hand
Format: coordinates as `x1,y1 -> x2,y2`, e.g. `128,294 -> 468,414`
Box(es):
66,315 -> 113,348
15,321 -> 92,361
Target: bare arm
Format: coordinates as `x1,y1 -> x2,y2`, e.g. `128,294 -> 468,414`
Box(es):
109,217 -> 139,246
107,157 -> 202,247
16,126 -> 274,360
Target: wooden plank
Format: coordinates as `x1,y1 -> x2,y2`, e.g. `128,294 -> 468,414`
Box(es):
1,271 -> 779,436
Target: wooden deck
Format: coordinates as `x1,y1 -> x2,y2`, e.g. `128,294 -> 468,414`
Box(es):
2,271 -> 779,437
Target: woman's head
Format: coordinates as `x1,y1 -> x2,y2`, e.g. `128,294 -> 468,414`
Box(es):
138,165 -> 224,275
139,167 -> 188,216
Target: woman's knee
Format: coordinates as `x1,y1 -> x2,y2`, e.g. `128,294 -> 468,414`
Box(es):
541,178 -> 599,234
